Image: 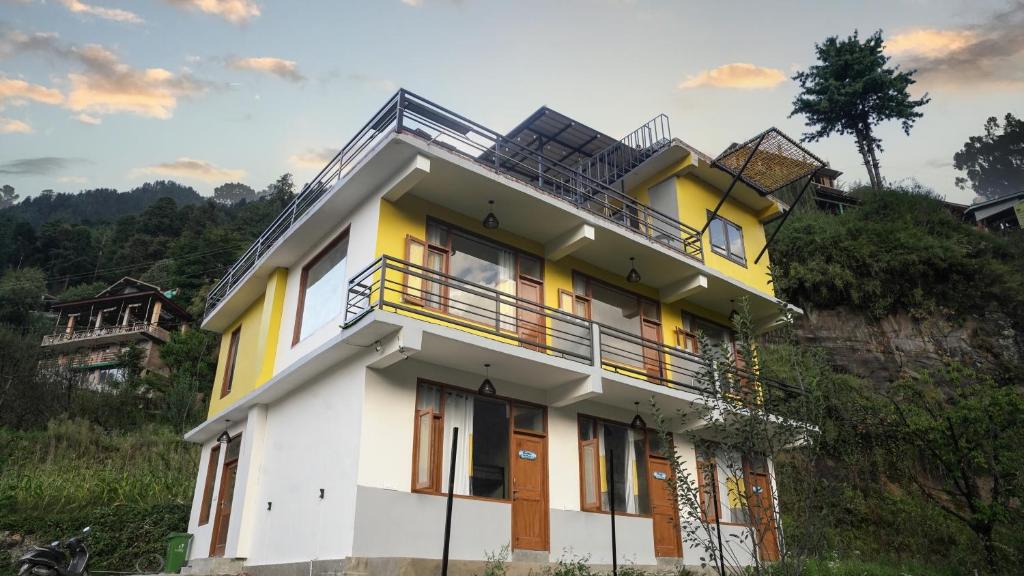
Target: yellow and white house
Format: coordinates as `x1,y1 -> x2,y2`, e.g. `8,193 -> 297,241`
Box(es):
183,91 -> 805,574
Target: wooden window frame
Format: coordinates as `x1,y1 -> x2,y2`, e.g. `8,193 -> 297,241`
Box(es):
706,211 -> 747,267
575,413 -> 653,518
695,444 -> 759,527
220,327 -> 241,398
198,444 -> 221,526
292,227 -> 350,346
411,378 -> 546,503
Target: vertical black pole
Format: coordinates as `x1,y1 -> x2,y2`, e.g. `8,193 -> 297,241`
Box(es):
441,427 -> 459,576
608,449 -> 617,576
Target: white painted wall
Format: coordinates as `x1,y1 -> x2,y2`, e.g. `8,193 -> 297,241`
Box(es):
273,194 -> 382,373
242,353 -> 369,565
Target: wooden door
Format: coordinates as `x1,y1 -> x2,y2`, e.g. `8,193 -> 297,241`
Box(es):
209,460 -> 238,557
746,461 -> 780,562
511,433 -> 548,551
648,459 -> 682,558
641,319 -> 663,379
517,277 -> 545,350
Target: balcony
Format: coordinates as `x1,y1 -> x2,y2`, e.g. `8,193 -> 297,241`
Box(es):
344,256 -> 798,403
41,321 -> 171,349
204,90 -> 704,320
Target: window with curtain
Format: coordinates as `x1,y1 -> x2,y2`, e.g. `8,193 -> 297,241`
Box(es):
412,382 -> 538,501
573,273 -> 660,370
707,214 -> 746,265
696,444 -> 751,524
578,416 -> 650,515
413,220 -> 534,332
295,231 -> 349,342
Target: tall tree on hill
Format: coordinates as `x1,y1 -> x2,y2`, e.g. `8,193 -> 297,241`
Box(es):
791,30 -> 930,189
0,184 -> 18,209
213,182 -> 257,205
954,113 -> 1024,201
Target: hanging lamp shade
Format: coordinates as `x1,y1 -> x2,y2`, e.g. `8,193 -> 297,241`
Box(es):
626,257 -> 641,284
630,401 -> 646,430
482,200 -> 499,229
478,363 -> 497,396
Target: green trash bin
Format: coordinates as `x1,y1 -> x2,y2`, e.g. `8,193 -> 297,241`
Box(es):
165,532 -> 192,573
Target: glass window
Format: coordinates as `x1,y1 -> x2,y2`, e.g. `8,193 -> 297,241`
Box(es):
225,433 -> 242,462
578,417 -> 650,515
297,233 -> 349,342
513,404 -> 545,433
707,215 -> 745,264
696,444 -> 753,525
415,382 -> 533,501
519,255 -> 542,279
221,327 -> 241,398
575,274 -> 659,371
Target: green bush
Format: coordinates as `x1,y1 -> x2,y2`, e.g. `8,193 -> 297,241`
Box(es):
770,186 -> 1024,323
0,420 -> 197,574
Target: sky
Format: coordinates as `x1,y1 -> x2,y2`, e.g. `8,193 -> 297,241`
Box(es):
0,0 -> 1022,204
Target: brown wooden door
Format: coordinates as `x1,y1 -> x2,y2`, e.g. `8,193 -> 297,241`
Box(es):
641,319 -> 663,378
517,277 -> 545,350
209,460 -> 238,557
746,465 -> 780,562
511,433 -> 548,551
648,459 -> 682,558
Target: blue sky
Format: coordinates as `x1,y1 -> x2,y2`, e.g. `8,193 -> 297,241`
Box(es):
1,0 -> 1022,204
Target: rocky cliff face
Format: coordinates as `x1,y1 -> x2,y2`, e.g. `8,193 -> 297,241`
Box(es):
789,308 -> 1021,387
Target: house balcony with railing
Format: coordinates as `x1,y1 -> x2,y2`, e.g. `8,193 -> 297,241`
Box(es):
41,321 -> 172,349
201,90 -> 762,331
343,255 -> 799,406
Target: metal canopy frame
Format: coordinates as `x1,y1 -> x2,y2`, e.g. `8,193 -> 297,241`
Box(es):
704,127 -> 826,264
478,106 -> 619,184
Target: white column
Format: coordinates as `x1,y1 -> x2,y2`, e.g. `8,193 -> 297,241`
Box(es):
227,404 -> 269,559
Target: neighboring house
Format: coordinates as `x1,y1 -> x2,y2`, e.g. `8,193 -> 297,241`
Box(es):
40,277 -> 191,388
183,90 -> 807,574
963,191 -> 1024,231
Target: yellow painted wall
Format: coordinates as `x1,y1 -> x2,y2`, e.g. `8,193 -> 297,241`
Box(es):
206,268 -> 289,418
628,154 -> 776,295
376,194 -> 737,355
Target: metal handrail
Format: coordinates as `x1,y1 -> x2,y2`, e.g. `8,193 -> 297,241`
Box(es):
597,323 -> 801,399
577,114 -> 672,186
204,90 -> 704,320
344,256 -> 594,363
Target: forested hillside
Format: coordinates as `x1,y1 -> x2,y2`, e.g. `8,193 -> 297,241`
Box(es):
0,182 -> 1021,575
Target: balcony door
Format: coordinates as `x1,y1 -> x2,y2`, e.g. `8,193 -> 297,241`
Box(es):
573,273 -> 662,378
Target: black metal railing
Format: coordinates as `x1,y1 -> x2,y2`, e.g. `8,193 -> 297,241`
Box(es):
598,324 -> 801,401
205,90 -> 703,319
577,114 -> 672,186
344,256 -> 594,363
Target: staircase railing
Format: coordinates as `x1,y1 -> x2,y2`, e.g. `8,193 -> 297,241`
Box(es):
577,114 -> 672,186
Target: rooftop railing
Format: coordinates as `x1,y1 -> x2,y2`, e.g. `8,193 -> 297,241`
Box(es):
577,114 -> 672,186
205,90 -> 703,318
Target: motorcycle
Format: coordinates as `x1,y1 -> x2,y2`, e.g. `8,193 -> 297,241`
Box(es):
17,527 -> 91,576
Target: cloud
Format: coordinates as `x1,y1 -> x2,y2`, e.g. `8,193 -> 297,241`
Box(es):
0,116 -> 32,133
0,157 -> 86,175
59,0 -> 144,23
1,29 -> 209,119
164,0 -> 260,23
678,63 -> 787,90
227,56 -> 304,82
886,2 -> 1024,88
886,29 -> 978,59
57,175 -> 89,184
74,112 -> 101,124
401,0 -> 423,5
138,158 -> 246,182
0,75 -> 64,108
288,147 -> 337,169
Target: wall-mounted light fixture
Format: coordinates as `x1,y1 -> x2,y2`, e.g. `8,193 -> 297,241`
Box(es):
217,430 -> 231,444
